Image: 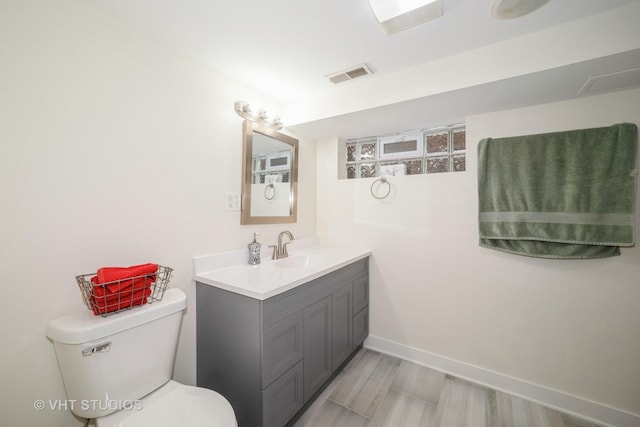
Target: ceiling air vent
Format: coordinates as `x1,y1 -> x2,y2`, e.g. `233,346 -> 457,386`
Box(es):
578,68 -> 640,96
326,64 -> 374,84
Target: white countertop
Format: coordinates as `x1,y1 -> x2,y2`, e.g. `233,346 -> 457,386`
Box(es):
193,238 -> 371,300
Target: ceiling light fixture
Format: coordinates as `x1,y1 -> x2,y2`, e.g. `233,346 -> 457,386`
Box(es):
234,101 -> 283,130
369,0 -> 443,35
490,0 -> 550,20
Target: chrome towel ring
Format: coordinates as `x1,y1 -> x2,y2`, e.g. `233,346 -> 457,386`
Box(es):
264,183 -> 276,200
370,177 -> 391,199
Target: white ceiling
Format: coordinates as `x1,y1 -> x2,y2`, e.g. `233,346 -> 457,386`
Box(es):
88,0 -> 640,139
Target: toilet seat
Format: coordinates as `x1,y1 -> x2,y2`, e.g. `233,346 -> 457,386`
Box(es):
96,380 -> 237,427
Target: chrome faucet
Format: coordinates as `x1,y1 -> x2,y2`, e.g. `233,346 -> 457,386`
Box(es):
269,230 -> 294,260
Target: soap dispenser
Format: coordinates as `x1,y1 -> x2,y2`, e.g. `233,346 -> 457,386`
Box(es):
248,233 -> 261,265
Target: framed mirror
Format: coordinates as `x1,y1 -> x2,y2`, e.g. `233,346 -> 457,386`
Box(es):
241,120 -> 298,224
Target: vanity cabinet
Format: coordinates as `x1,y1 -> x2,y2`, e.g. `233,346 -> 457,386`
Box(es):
196,258 -> 369,427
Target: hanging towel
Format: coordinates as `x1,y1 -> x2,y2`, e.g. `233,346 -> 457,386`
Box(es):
478,123 -> 638,259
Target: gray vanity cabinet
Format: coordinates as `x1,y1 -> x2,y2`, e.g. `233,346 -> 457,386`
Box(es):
196,258 -> 368,427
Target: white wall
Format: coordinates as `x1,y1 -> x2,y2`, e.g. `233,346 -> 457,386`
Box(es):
317,88 -> 640,418
0,2 -> 316,426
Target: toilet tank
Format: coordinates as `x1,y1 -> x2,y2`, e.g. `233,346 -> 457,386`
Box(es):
46,288 -> 187,419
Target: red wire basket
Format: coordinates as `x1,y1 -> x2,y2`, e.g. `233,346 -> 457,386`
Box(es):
76,265 -> 173,317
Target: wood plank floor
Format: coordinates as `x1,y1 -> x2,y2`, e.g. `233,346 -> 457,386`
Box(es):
293,349 -> 605,427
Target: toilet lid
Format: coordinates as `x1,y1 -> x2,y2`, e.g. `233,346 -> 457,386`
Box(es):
96,381 -> 237,427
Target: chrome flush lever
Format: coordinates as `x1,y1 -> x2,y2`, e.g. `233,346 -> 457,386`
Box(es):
82,341 -> 111,356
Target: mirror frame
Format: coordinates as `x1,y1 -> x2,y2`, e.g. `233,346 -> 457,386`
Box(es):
241,120 -> 299,225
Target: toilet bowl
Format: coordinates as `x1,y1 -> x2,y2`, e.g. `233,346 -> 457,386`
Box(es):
46,288 -> 237,426
97,380 -> 236,427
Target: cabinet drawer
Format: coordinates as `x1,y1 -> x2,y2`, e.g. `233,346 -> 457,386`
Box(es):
261,312 -> 303,388
353,307 -> 369,348
262,360 -> 303,427
352,274 -> 369,314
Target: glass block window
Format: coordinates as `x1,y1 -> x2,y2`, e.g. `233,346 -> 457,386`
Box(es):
360,142 -> 376,160
426,156 -> 449,173
346,145 -> 356,162
426,133 -> 448,154
360,163 -> 376,178
344,124 -> 465,179
403,159 -> 422,175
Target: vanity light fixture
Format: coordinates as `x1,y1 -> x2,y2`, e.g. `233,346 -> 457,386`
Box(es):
234,101 -> 283,130
369,0 -> 443,35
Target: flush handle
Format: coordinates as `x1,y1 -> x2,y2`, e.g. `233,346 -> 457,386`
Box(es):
82,341 -> 111,356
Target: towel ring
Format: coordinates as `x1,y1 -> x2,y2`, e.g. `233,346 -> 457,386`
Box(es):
264,183 -> 276,200
370,177 -> 391,200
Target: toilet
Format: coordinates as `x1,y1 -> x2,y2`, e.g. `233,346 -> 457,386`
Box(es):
46,288 -> 237,426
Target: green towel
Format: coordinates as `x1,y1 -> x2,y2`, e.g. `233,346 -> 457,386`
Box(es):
478,123 -> 638,259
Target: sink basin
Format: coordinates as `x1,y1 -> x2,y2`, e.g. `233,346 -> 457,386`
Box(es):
275,255 -> 319,269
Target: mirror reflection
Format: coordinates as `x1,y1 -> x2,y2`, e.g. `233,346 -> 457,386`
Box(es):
241,120 -> 298,224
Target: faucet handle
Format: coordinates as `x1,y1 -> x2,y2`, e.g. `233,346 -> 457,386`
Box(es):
268,244 -> 278,260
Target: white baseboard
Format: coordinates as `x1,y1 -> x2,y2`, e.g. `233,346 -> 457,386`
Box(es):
364,335 -> 639,427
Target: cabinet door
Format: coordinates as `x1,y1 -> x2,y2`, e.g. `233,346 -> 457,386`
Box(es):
331,284 -> 352,371
303,296 -> 332,402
